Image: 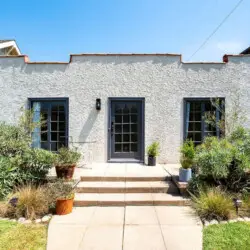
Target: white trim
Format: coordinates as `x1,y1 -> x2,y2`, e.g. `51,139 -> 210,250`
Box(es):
0,41 -> 21,55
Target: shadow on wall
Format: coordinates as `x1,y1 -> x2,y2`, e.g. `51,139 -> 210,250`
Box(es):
78,106 -> 98,144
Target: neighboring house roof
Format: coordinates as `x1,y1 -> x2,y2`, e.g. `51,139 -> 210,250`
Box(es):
0,40 -> 21,55
240,47 -> 250,55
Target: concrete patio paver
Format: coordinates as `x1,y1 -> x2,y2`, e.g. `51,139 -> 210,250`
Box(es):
47,206 -> 202,250
125,206 -> 158,225
79,225 -> 123,250
123,225 -> 166,250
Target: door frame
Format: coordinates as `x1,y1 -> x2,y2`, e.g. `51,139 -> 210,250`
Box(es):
107,97 -> 145,163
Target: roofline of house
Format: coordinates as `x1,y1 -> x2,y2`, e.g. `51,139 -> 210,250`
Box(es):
0,53 -> 249,65
0,40 -> 21,55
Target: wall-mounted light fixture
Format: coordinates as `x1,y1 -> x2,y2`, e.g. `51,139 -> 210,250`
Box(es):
96,98 -> 101,110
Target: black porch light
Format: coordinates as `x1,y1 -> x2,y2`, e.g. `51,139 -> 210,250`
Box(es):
96,98 -> 101,110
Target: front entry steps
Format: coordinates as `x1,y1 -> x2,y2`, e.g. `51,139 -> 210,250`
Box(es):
74,175 -> 189,207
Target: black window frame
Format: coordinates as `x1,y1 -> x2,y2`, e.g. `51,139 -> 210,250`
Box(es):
183,97 -> 225,144
28,97 -> 69,151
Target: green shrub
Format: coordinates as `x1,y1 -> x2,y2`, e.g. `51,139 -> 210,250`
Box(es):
0,123 -> 30,157
192,188 -> 235,221
194,137 -> 233,182
147,142 -> 160,157
0,157 -> 18,199
54,147 -> 81,166
187,175 -> 211,196
10,185 -> 48,220
45,179 -> 75,208
14,148 -> 56,183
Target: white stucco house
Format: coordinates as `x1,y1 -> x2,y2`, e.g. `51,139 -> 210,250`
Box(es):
0,43 -> 249,164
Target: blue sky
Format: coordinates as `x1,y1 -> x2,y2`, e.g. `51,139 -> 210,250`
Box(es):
1,0 -> 249,62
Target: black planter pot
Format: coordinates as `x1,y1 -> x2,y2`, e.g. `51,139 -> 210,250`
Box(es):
148,156 -> 156,166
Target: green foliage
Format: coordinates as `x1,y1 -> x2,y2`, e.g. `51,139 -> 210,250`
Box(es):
14,148 -> 56,183
55,147 -> 81,166
192,188 -> 235,221
187,175 -> 211,196
0,112 -> 56,199
147,142 -> 160,157
45,179 -> 75,208
0,157 -> 18,199
195,137 -> 233,182
0,123 -> 30,157
180,140 -> 195,169
203,222 -> 250,250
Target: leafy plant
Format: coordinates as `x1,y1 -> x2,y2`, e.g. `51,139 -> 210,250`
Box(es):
0,157 -> 18,199
191,188 -> 235,221
10,185 -> 49,220
180,140 -> 195,169
14,148 -> 56,183
187,175 -> 211,196
54,147 -> 81,167
194,137 -> 233,182
147,142 -> 160,157
0,123 -> 30,157
45,179 -> 75,208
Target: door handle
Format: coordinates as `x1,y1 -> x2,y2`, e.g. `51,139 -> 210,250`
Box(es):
111,121 -> 114,136
109,121 -> 114,136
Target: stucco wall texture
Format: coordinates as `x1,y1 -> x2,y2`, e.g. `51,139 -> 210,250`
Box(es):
0,55 -> 250,164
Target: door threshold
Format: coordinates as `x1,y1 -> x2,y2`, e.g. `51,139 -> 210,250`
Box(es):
108,159 -> 144,163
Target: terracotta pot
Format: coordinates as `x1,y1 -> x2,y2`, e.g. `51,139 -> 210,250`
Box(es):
55,164 -> 76,179
56,197 -> 74,215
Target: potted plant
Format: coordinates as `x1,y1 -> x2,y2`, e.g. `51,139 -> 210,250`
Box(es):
147,142 -> 160,166
179,140 -> 195,182
54,147 -> 81,180
46,179 -> 75,215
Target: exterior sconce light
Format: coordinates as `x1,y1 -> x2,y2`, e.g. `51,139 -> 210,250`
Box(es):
96,98 -> 101,111
233,198 -> 242,215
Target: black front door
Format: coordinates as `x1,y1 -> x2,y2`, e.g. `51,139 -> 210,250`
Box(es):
109,99 -> 144,161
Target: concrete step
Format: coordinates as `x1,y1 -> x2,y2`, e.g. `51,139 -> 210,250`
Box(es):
76,181 -> 179,194
80,176 -> 170,182
73,193 -> 190,207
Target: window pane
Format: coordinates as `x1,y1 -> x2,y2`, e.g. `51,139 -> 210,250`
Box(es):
122,144 -> 129,152
115,134 -> 122,143
59,112 -> 65,121
131,124 -> 137,132
51,112 -> 57,121
123,134 -> 129,142
115,144 -> 122,152
41,132 -> 47,142
131,143 -> 137,152
189,122 -> 201,132
51,122 -> 57,131
191,102 -> 201,111
123,124 -> 129,133
131,115 -> 137,123
115,115 -> 122,123
51,132 -> 58,141
41,142 -> 49,150
59,122 -> 65,131
131,134 -> 137,142
123,115 -> 129,123
115,125 -> 122,133
50,142 -> 57,152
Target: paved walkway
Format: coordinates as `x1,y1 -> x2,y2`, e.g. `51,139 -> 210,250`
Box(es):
47,206 -> 202,250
